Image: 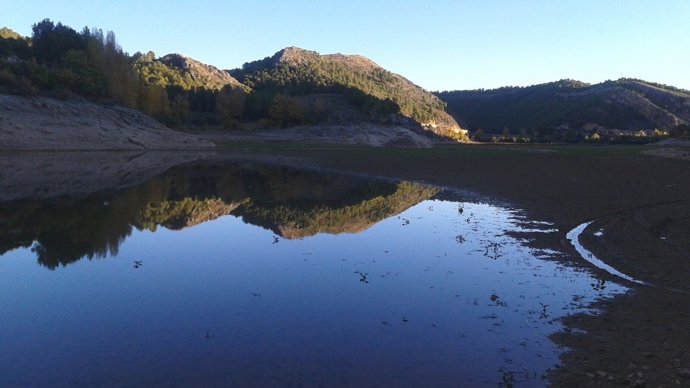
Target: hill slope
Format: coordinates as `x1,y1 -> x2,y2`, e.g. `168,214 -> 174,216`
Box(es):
0,94 -> 214,150
134,52 -> 244,91
438,79 -> 690,139
230,47 -> 464,139
2,20 -> 464,146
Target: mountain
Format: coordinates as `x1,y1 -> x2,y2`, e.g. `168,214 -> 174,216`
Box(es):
0,27 -> 23,40
437,79 -> 690,140
230,47 -> 464,139
133,52 -> 244,91
129,47 -> 466,139
2,18 -> 465,141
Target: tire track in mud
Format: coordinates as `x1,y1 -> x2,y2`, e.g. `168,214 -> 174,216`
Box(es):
566,199 -> 690,294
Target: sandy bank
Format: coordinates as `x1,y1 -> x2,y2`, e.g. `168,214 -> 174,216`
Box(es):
0,94 -> 215,150
195,124 -> 440,148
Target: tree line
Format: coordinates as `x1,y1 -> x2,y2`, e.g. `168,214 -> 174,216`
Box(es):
1,20 -> 451,130
231,50 -> 444,125
0,19 -> 251,127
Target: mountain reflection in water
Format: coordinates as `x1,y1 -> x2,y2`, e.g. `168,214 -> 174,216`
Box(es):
0,161 -> 627,387
0,163 -> 437,269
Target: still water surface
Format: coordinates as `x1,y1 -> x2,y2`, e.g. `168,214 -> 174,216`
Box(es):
0,162 -> 626,387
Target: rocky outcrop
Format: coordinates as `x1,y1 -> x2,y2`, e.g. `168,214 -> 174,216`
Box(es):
159,54 -> 244,90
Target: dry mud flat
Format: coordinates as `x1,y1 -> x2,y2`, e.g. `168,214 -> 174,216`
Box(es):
552,200 -> 690,387
546,149 -> 690,387
285,144 -> 690,387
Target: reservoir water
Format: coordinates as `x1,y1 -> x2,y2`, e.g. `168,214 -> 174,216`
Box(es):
0,162 -> 627,387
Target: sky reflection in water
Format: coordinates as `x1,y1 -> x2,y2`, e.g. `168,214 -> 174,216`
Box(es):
0,164 -> 626,387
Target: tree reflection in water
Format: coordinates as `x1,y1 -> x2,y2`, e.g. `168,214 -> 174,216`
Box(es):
0,162 -> 438,269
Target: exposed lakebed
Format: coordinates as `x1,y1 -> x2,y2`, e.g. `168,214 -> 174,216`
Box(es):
0,161 -> 628,387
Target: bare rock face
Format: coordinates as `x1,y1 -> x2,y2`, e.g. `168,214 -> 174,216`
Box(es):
0,94 -> 215,150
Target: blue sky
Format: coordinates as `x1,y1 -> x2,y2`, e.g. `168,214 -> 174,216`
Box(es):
2,1 -> 689,91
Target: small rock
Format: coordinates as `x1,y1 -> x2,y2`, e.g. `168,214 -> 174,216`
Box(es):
632,378 -> 646,387
597,370 -> 608,378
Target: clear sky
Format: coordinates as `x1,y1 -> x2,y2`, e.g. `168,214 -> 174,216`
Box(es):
2,1 -> 689,91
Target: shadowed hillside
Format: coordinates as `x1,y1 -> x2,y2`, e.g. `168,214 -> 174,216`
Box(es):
438,79 -> 690,141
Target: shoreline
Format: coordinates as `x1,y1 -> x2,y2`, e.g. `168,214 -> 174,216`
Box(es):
1,143 -> 689,386
255,143 -> 690,387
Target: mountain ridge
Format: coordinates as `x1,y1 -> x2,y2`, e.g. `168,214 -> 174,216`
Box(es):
159,53 -> 244,90
3,18 -> 689,145
437,78 -> 690,140
133,52 -> 244,91
230,46 -> 464,139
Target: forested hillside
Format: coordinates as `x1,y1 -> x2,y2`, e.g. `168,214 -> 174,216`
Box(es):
6,19 -> 687,143
0,20 -> 464,140
438,79 -> 690,142
0,21 -> 137,104
231,47 -> 463,138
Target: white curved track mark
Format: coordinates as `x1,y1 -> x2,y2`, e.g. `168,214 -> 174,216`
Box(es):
566,221 -> 646,285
